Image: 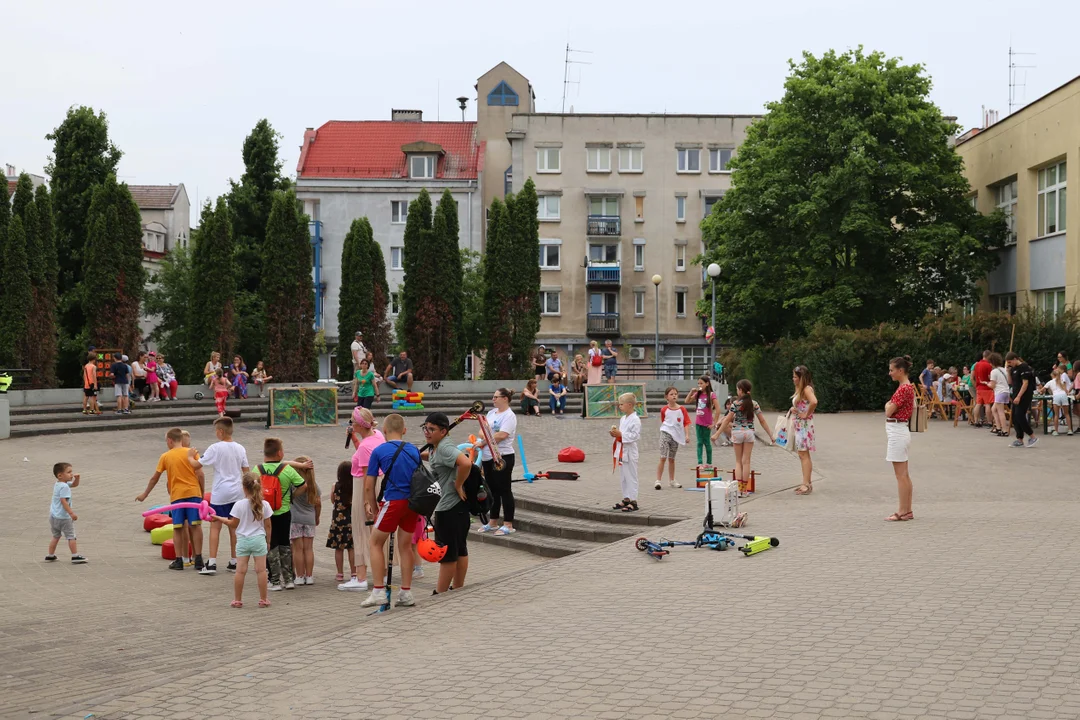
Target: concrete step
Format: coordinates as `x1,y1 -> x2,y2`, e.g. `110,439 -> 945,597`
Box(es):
508,509 -> 647,543
468,521 -> 606,558
515,496 -> 685,527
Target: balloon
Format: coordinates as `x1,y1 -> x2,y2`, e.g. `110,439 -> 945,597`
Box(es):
456,442 -> 481,467
142,500 -> 216,521
705,326 -> 715,343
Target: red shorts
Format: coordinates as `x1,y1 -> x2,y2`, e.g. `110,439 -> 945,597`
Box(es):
976,389 -> 994,405
374,499 -> 418,534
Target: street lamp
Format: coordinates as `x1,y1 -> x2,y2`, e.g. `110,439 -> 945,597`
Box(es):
707,263 -> 721,377
651,274 -> 662,367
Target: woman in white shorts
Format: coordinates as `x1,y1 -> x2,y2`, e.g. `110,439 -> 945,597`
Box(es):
718,380 -> 773,495
987,352 -> 1011,436
1043,364 -> 1073,436
884,356 -> 916,522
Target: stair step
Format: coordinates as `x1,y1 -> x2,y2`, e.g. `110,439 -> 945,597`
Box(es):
468,523 -> 605,558
508,509 -> 646,543
515,496 -> 685,527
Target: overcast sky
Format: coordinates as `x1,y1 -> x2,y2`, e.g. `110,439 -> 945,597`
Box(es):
5,0 -> 1078,225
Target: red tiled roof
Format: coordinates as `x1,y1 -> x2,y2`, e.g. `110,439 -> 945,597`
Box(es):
128,185 -> 180,209
297,121 -> 481,180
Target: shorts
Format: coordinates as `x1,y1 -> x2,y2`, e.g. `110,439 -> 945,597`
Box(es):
732,427 -> 755,444
114,383 -> 129,398
433,505 -> 469,563
603,362 -> 617,379
210,502 -> 235,520
374,499 -> 418,534
50,515 -> 76,540
659,431 -> 679,459
994,392 -> 1010,404
885,421 -> 911,463
171,496 -> 203,527
976,390 -> 994,405
236,534 -> 268,557
534,367 -> 546,378
83,387 -> 97,397
290,523 -> 316,540
1053,394 -> 1069,407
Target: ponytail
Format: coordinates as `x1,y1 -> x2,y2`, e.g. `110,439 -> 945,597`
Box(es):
242,471 -> 264,522
736,379 -> 754,420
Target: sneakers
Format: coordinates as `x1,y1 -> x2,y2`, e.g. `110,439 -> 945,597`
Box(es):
199,563 -> 217,575
1026,437 -> 1039,448
360,588 -> 390,607
654,482 -> 663,490
1069,431 -> 1075,437
284,581 -> 296,590
184,558 -> 195,567
493,525 -> 515,536
1009,439 -> 1024,447
413,566 -> 424,579
476,524 -> 497,533
45,554 -> 57,562
669,481 -> 682,489
338,577 -> 368,592
169,558 -> 184,571
304,576 -> 314,585
194,556 -> 204,572
71,555 -> 88,564
226,561 -> 237,573
396,590 -> 416,607
268,583 -> 283,591
1052,431 -> 1060,437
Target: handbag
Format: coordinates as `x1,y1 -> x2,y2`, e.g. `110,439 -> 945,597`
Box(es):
773,411 -> 797,453
590,354 -> 602,367
909,400 -> 928,433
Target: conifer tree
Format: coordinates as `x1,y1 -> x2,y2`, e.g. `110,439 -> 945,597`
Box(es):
482,197 -> 516,379
261,190 -> 316,382
188,197 -> 237,366
0,215 -> 32,367
32,185 -> 59,386
335,218 -> 375,379
365,225 -> 392,368
508,179 -> 542,377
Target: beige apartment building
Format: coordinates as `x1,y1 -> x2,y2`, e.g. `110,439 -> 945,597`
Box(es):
955,75 -> 1078,316
506,113 -> 758,367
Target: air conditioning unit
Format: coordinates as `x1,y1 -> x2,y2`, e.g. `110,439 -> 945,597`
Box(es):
628,347 -> 646,361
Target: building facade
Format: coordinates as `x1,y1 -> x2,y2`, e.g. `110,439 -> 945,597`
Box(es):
128,184 -> 191,348
955,76 -> 1077,316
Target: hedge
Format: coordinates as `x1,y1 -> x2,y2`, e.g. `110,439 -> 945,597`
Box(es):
729,310 -> 1080,413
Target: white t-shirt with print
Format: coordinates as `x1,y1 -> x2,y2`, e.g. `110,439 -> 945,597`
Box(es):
482,407 -> 518,461
202,440 -> 251,504
989,367 -> 1010,396
230,498 -> 273,538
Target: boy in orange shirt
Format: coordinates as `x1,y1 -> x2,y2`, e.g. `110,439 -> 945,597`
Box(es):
82,352 -> 101,415
136,427 -> 206,571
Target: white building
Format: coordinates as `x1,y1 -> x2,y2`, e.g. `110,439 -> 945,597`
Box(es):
128,184 -> 190,348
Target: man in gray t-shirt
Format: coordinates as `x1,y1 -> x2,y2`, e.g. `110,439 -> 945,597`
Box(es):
421,412 -> 473,594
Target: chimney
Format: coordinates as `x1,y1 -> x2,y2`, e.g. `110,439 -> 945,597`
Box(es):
391,109 -> 423,122
5,163 -> 14,178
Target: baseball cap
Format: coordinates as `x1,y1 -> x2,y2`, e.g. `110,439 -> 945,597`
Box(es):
424,412 -> 450,430
355,330 -> 363,336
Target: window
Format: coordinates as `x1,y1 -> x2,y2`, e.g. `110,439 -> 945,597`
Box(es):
634,290 -> 645,316
619,147 -> 643,173
675,245 -> 686,271
540,290 -> 561,315
1039,288 -> 1067,319
676,196 -> 686,222
589,244 -> 619,263
537,148 -> 560,173
677,148 -> 700,173
504,166 -> 512,196
709,148 -> 733,173
675,290 -> 687,317
391,200 -> 407,224
539,240 -> 561,270
487,81 -> 519,106
704,195 -> 722,218
410,155 -> 435,179
1038,161 -> 1066,236
995,180 -> 1017,245
390,247 -> 403,270
993,293 -> 1016,315
589,196 -> 619,217
586,147 -> 611,172
390,292 -> 400,315
634,244 -> 645,271
538,195 -> 560,220
635,196 -> 644,221
589,291 -> 618,314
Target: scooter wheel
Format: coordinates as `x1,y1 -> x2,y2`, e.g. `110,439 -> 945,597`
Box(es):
193,391 -> 204,401
635,537 -> 648,552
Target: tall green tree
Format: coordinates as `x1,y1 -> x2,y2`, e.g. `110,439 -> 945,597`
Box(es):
366,227 -> 393,367
188,197 -> 238,367
482,197 -> 515,379
144,245 -> 197,381
0,175 -> 10,299
13,176 -> 59,386
460,248 -> 486,374
508,179 -> 541,376
401,189 -> 439,378
81,174 -> 146,353
35,185 -> 59,295
261,190 -> 316,382
0,216 -> 32,367
426,189 -> 464,378
700,48 -> 1007,346
335,218 -> 375,379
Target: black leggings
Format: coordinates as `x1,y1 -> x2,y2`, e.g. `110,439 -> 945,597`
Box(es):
1013,398 -> 1034,439
483,454 -> 516,524
269,510 -> 291,550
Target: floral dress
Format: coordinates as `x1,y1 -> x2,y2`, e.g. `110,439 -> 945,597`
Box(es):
792,398 -> 816,452
324,489 -> 353,550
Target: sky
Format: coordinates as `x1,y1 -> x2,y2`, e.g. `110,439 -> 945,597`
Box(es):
5,0 -> 1078,226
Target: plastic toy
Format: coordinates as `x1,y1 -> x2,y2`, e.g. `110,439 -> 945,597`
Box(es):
515,435 -> 579,482
141,500 -> 216,522
557,447 -> 585,463
150,525 -> 174,545
692,465 -> 719,489
143,514 -> 172,532
702,479 -> 747,529
634,532 -> 737,560
417,537 -> 447,563
203,492 -> 212,504
739,536 -> 779,556
161,538 -> 194,560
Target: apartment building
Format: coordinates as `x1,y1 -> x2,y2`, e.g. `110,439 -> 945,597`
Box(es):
955,75 -> 1078,316
506,113 -> 758,366
128,184 -> 191,349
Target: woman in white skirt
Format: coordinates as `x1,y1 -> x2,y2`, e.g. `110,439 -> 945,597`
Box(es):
884,355 -> 916,522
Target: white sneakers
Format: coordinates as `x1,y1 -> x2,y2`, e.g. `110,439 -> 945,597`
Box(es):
396,590 -> 415,607
358,588 -> 416,607
338,577 -> 368,592
413,566 -> 424,579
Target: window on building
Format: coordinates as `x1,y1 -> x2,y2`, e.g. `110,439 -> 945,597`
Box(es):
634,290 -> 645,316
410,155 -> 435,179
390,247 -> 403,270
487,81 -> 519,106
992,293 -> 1016,315
539,240 -> 561,270
589,196 -> 619,217
635,196 -> 644,221
709,148 -> 733,173
391,200 -> 407,224
538,195 -> 560,220
589,291 -> 618,314
504,166 -> 512,196
675,245 -> 686,271
391,292 -> 400,315
675,290 -> 687,317
619,147 -> 643,173
676,196 -> 686,222
589,244 -> 619,263
586,148 -> 611,172
537,148 -> 560,173
634,243 -> 645,271
704,195 -> 722,218
1038,161 -> 1067,236
1039,288 -> 1067,319
540,290 -> 561,315
677,148 -> 700,173
995,180 -> 1017,245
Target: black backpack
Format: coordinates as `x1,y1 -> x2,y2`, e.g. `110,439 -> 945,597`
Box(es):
408,461 -> 442,518
463,464 -> 490,519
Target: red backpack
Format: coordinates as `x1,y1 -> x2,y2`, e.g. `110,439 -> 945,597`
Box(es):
258,463 -> 287,511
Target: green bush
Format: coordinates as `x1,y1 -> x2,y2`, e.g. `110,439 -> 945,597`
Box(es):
735,309 -> 1080,413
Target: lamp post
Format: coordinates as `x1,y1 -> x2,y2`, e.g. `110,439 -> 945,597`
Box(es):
651,274 -> 662,369
707,263 -> 721,378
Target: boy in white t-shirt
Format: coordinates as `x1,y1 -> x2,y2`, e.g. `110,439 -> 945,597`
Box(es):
189,417 -> 250,574
610,393 -> 642,512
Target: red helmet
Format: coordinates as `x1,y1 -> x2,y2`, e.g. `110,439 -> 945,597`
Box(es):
417,537 -> 447,563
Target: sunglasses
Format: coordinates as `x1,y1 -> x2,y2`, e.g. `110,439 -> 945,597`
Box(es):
422,425 -> 446,435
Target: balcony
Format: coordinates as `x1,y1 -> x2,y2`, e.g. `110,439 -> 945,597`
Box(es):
586,263 -> 621,288
587,215 -> 621,237
586,313 -> 620,336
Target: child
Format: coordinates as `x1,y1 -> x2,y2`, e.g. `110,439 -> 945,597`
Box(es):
259,437 -> 307,591
47,462 -> 87,564
251,361 -> 273,398
210,471 -> 272,608
146,352 -> 160,402
82,352 -> 100,415
717,379 -> 773,496
109,352 -> 130,415
188,417 -> 249,574
610,392 -> 642,512
1044,365 -> 1073,436
655,386 -> 690,490
289,456 -> 321,585
136,427 -> 206,571
327,461 -> 356,586
355,358 -> 378,409
549,372 -> 568,415
211,368 -> 231,416
685,376 -> 720,467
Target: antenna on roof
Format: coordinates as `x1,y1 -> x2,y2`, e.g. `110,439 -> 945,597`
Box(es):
1008,44 -> 1035,115
562,43 -> 592,113
437,81 -> 440,121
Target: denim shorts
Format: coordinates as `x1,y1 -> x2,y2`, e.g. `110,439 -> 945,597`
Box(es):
171,496 -> 202,527
236,534 -> 268,557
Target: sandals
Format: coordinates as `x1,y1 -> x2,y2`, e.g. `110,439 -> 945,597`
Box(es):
230,600 -> 243,608
612,499 -> 631,510
885,511 -> 914,522
794,484 -> 813,495
335,573 -> 345,582
258,598 -> 271,608
620,500 -> 639,513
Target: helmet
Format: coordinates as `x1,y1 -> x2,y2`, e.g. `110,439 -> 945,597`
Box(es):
417,537 -> 447,563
